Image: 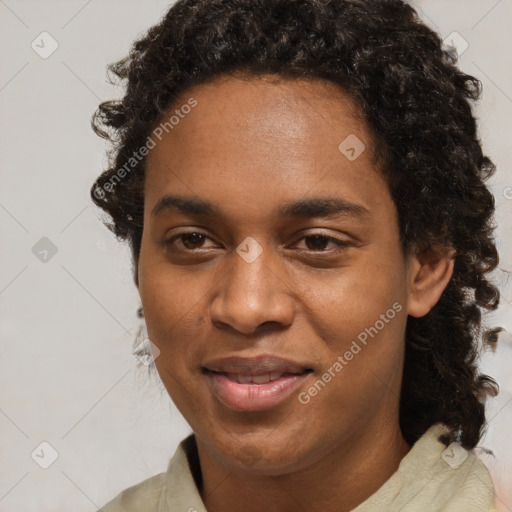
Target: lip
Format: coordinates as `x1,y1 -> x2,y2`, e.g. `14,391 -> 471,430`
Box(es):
203,355 -> 312,375
202,355 -> 313,412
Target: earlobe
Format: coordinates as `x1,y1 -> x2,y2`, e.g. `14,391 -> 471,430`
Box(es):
406,247 -> 455,318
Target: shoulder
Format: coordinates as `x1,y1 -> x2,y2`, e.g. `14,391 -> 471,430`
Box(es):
401,423 -> 496,511
434,446 -> 496,511
96,434 -> 202,512
353,423 -> 496,512
97,472 -> 167,512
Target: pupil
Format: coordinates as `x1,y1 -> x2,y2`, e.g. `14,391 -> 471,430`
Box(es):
306,235 -> 327,251
183,233 -> 204,249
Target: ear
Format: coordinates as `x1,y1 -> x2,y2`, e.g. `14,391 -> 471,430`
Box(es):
406,246 -> 455,318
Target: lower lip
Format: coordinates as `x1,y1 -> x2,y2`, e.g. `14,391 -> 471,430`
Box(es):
205,371 -> 310,412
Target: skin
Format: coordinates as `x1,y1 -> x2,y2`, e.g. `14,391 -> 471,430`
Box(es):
136,73 -> 454,512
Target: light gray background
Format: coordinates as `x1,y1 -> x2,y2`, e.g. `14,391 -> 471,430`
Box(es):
1,1 -> 511,510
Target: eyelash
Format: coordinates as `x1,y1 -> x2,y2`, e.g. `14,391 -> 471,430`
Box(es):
163,230 -> 351,254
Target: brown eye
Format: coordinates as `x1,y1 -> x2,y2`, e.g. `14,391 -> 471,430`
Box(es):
164,231 -> 216,252
304,235 -> 331,251
299,234 -> 349,252
180,232 -> 206,249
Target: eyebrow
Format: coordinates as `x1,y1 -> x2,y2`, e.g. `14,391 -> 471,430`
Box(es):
151,194 -> 370,220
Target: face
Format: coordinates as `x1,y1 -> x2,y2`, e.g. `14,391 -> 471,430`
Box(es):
137,73 -> 414,475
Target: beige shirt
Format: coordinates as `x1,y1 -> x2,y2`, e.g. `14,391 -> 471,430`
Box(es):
98,423 -> 496,511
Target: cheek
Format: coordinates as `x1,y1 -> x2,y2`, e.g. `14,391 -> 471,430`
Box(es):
138,255 -> 207,368
305,251 -> 407,342
139,266 -> 208,415
298,252 -> 408,399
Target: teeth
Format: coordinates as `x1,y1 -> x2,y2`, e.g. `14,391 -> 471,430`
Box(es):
252,373 -> 270,384
224,372 -> 287,384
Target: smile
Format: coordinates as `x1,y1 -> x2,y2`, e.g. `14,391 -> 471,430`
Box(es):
202,357 -> 313,411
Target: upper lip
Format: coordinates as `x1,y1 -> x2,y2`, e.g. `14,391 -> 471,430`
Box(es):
202,355 -> 312,376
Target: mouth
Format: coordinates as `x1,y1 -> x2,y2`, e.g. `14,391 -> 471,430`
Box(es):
202,356 -> 313,412
214,370 -> 309,384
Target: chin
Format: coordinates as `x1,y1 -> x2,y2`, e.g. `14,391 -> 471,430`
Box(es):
207,431 -> 320,476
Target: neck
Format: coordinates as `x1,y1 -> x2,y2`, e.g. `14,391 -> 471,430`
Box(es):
197,422 -> 411,512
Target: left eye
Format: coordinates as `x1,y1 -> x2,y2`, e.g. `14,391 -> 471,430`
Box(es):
295,234 -> 348,252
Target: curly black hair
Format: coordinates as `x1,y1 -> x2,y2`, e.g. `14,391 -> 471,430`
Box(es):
90,0 -> 502,449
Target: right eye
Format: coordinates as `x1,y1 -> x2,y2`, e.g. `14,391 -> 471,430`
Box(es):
163,231 -> 219,252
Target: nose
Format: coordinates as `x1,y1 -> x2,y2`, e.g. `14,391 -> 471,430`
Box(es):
209,245 -> 295,335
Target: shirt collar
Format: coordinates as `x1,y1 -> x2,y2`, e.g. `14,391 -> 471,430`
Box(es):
158,424 -> 495,512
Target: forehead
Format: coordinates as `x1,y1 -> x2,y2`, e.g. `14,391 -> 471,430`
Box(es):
149,73 -> 369,153
182,72 -> 364,121
143,73 -> 391,221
